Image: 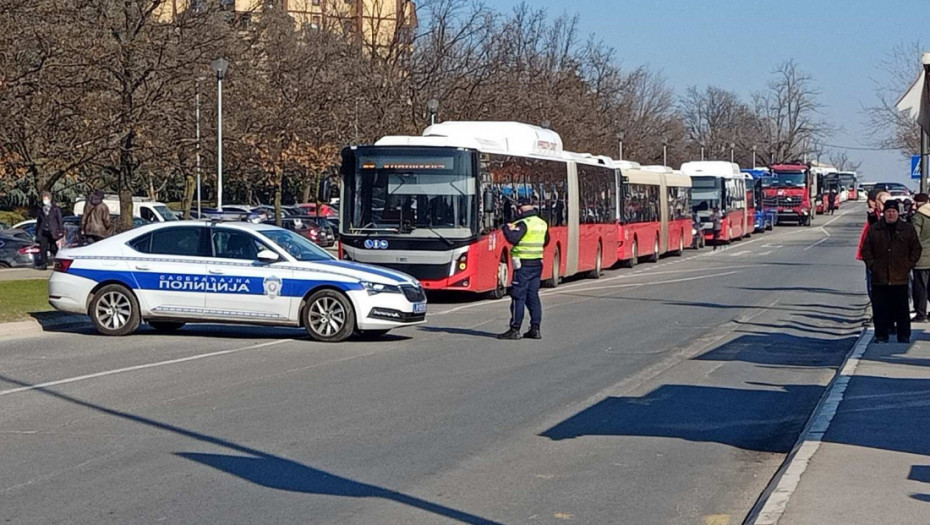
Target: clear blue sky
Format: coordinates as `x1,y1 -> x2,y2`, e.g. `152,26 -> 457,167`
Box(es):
494,0 -> 928,185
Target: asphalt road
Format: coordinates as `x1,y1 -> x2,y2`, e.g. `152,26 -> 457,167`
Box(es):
1,207 -> 868,525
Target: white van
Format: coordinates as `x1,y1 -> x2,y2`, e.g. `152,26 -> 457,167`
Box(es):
73,196 -> 179,223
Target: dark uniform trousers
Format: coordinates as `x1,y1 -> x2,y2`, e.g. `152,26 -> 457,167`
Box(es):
873,284 -> 910,340
510,264 -> 542,329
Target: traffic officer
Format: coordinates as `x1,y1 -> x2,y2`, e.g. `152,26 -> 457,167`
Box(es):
497,197 -> 550,340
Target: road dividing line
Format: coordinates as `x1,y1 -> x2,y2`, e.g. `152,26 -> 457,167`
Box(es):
748,328 -> 872,525
803,237 -> 829,251
550,270 -> 742,295
0,339 -> 292,398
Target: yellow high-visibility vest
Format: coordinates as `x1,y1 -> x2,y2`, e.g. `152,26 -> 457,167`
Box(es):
510,215 -> 547,260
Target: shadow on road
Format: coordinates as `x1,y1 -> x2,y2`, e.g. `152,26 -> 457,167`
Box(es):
540,383 -> 817,453
419,326 -> 500,338
0,373 -> 503,525
539,331 -> 858,454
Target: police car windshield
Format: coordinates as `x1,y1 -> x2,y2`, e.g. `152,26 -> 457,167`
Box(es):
261,228 -> 334,262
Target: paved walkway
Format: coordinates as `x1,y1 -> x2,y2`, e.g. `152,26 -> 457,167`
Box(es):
757,327 -> 930,524
0,268 -> 49,281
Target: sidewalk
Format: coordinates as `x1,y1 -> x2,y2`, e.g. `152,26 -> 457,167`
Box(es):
0,268 -> 49,281
755,328 -> 930,524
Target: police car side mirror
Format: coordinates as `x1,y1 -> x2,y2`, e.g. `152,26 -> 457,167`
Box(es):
257,249 -> 280,263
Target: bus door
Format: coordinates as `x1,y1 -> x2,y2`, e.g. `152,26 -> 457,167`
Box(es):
566,161 -> 580,277
659,177 -> 669,253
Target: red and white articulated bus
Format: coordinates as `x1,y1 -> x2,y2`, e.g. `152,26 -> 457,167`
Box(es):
336,122 -> 622,297
681,161 -> 750,243
614,164 -> 693,266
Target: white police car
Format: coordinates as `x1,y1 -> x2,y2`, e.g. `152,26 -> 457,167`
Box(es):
48,221 -> 426,342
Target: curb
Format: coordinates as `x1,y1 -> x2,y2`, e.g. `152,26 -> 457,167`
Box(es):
743,326 -> 872,525
0,313 -> 90,339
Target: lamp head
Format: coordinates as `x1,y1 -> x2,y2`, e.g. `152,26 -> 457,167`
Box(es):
426,98 -> 439,112
211,58 -> 229,80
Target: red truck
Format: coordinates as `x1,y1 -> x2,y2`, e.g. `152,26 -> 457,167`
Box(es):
763,163 -> 814,226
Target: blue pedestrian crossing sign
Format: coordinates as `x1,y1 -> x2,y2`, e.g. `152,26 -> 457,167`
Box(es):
912,154 -> 922,180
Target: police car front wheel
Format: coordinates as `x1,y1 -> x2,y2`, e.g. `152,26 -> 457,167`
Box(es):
89,284 -> 141,337
303,290 -> 356,342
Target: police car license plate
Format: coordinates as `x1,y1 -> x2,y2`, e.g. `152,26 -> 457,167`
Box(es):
414,302 -> 427,314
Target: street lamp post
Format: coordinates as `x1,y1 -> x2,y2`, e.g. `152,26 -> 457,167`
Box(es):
195,78 -> 203,218
616,131 -> 624,161
662,137 -> 669,167
752,145 -> 757,169
700,142 -> 705,161
922,53 -> 930,194
427,98 -> 439,126
730,142 -> 735,163
211,58 -> 228,210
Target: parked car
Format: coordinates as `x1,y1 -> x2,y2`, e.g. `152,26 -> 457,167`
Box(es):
200,206 -> 269,222
297,202 -> 337,217
74,196 -> 178,223
264,215 -> 335,248
0,233 -> 40,268
873,182 -> 912,197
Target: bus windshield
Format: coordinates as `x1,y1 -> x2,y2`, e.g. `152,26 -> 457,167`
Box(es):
344,149 -> 476,238
773,173 -> 806,187
690,176 -> 721,212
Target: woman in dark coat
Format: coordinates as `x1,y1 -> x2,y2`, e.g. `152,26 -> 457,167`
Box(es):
34,191 -> 64,270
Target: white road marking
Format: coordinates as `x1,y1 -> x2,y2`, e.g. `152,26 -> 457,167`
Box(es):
803,237 -> 830,251
757,251 -> 772,257
728,251 -> 751,257
0,339 -> 291,398
549,270 -> 742,295
750,328 -> 871,525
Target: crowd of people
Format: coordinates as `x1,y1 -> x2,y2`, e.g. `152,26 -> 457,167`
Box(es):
858,189 -> 928,343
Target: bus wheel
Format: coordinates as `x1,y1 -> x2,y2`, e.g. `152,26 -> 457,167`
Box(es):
487,256 -> 509,300
673,232 -> 684,256
645,237 -> 659,263
544,249 -> 561,288
586,243 -> 602,279
622,239 -> 638,268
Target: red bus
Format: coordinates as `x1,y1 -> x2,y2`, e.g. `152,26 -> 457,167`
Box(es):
682,161 -> 749,242
336,122 -> 620,297
615,164 -> 692,266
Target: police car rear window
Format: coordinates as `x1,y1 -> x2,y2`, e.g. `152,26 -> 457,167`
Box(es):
130,227 -> 208,257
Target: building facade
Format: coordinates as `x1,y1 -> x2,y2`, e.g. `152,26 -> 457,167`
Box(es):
157,0 -> 416,49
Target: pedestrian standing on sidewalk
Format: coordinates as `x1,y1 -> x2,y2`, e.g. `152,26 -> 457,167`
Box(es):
710,207 -> 723,251
858,190 -> 888,303
34,191 -> 64,271
80,189 -> 110,245
497,197 -> 549,341
862,199 -> 922,343
910,193 -> 930,323
827,189 -> 837,215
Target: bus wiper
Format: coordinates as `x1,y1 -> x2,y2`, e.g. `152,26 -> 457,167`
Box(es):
351,226 -> 400,234
416,224 -> 454,246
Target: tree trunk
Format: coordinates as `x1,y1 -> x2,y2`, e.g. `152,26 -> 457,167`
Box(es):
119,128 -> 136,231
302,178 -> 312,204
274,172 -> 283,227
181,173 -> 196,219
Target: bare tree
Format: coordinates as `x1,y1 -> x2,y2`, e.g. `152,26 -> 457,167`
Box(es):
865,41 -> 923,156
752,59 -> 831,163
828,150 -> 863,172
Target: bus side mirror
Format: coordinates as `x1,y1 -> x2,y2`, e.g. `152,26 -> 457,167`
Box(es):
317,178 -> 332,203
